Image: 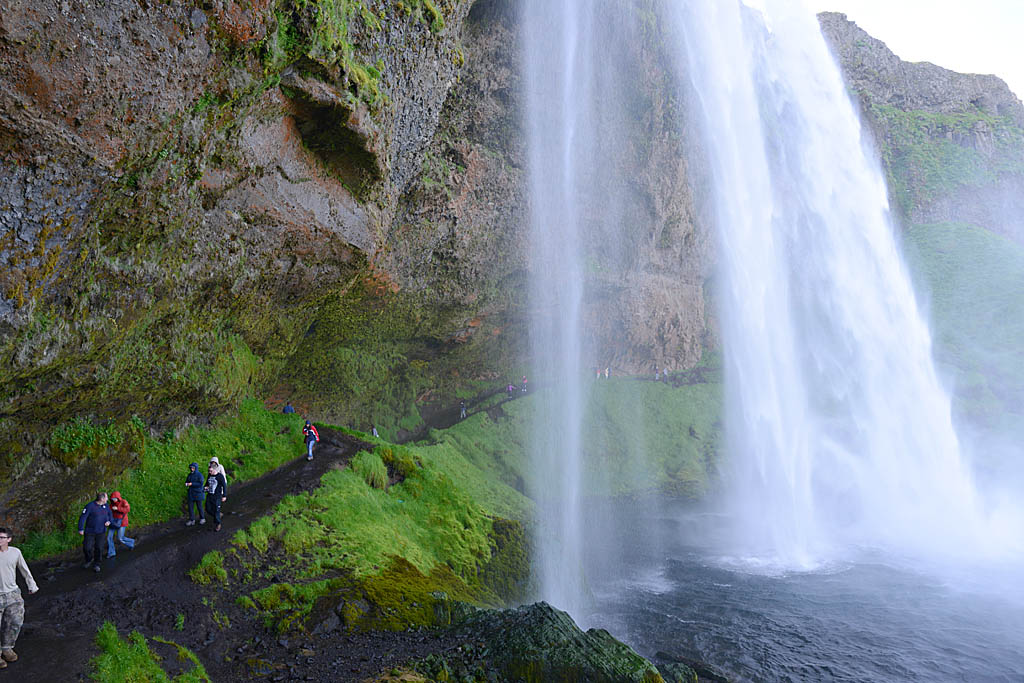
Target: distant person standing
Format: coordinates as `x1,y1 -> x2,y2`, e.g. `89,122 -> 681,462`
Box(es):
205,464 -> 227,532
184,462 -> 206,526
78,492 -> 112,572
0,528 -> 38,670
106,491 -> 136,558
371,425 -> 379,438
303,421 -> 320,461
459,400 -> 467,420
507,383 -> 515,398
521,375 -> 528,393
282,402 -> 295,414
604,366 -> 609,379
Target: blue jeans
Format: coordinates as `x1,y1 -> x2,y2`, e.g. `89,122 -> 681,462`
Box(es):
107,525 -> 135,556
307,439 -> 315,457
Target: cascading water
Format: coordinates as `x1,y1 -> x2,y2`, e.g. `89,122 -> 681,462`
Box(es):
521,1 -> 649,615
669,0 -> 1024,567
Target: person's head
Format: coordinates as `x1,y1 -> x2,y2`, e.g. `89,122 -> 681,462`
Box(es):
189,462 -> 198,472
111,491 -> 122,503
305,420 -> 311,427
208,463 -> 216,473
96,492 -> 108,504
0,527 -> 11,550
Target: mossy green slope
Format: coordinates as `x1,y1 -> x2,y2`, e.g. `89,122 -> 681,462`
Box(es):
903,221 -> 1024,447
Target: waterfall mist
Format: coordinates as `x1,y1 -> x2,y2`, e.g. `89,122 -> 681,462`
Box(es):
669,0 -> 1024,569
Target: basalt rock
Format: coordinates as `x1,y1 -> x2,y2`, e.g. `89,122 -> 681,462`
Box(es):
420,601 -> 666,683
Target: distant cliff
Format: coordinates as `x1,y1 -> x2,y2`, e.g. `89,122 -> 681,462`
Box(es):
819,11 -> 1024,242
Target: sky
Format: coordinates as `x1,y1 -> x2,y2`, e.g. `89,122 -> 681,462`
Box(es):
804,0 -> 1024,100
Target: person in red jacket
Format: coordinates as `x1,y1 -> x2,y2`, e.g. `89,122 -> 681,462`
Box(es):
303,421 -> 320,461
106,491 -> 136,558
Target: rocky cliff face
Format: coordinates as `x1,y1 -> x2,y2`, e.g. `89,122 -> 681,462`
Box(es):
819,12 -> 1024,242
0,0 -> 712,533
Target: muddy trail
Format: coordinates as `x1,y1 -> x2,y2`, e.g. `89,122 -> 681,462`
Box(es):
16,427 -> 464,682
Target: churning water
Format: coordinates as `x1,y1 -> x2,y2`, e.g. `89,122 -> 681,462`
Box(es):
585,503 -> 1024,683
669,0 -> 1024,567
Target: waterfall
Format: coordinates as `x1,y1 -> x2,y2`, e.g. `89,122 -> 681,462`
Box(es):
521,1 -> 648,614
669,0 -> 1021,567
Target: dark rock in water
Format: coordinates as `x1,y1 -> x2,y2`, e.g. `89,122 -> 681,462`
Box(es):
655,651 -> 732,683
657,662 -> 699,683
428,601 -> 664,682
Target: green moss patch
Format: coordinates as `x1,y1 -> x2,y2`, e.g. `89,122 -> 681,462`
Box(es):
90,622 -> 210,683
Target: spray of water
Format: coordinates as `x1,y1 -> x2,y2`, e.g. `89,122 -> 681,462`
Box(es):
668,0 -> 1024,568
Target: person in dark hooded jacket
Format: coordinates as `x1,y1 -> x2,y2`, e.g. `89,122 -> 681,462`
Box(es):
184,462 -> 205,526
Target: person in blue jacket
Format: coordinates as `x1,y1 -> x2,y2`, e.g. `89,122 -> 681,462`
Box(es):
78,492 -> 112,572
184,463 -> 206,526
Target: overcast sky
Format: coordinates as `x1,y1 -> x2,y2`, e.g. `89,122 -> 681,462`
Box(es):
805,0 -> 1024,100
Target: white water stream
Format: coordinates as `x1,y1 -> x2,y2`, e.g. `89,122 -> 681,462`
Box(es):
670,0 -> 1024,568
521,0 -> 1024,620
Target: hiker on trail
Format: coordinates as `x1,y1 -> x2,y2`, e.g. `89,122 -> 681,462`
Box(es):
604,366 -> 610,379
460,400 -> 467,420
282,402 -> 295,414
205,464 -> 227,532
521,375 -> 528,393
507,383 -> 515,398
655,366 -> 660,381
78,492 -> 112,572
106,491 -> 136,558
209,456 -> 228,484
371,426 -> 379,438
185,462 -> 206,526
303,420 -> 320,461
0,528 -> 37,671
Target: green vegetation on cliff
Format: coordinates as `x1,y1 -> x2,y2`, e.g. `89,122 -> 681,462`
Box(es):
870,103 -> 1024,215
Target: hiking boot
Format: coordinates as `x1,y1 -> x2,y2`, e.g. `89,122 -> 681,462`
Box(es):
1,649 -> 17,662
199,518 -> 206,525
106,553 -> 116,559
93,564 -> 101,573
0,657 -> 6,668
214,524 -> 222,532
306,454 -> 313,461
82,562 -> 93,570
185,520 -> 195,527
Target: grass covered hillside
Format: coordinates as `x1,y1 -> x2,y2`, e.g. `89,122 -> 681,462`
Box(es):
903,222 -> 1024,458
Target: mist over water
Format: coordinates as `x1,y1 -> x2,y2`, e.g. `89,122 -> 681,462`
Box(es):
670,0 -> 1024,569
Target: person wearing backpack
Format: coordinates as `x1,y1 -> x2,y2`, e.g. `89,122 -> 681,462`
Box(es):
204,463 -> 227,532
184,463 -> 206,526
303,421 -> 319,461
105,491 -> 136,557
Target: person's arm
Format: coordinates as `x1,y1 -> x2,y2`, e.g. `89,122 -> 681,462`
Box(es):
16,549 -> 38,594
219,473 -> 227,501
104,506 -> 112,527
78,505 -> 89,535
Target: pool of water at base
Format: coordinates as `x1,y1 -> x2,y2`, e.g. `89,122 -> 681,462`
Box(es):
578,510 -> 1024,683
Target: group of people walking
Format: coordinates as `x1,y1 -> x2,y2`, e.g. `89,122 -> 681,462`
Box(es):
78,491 -> 135,573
